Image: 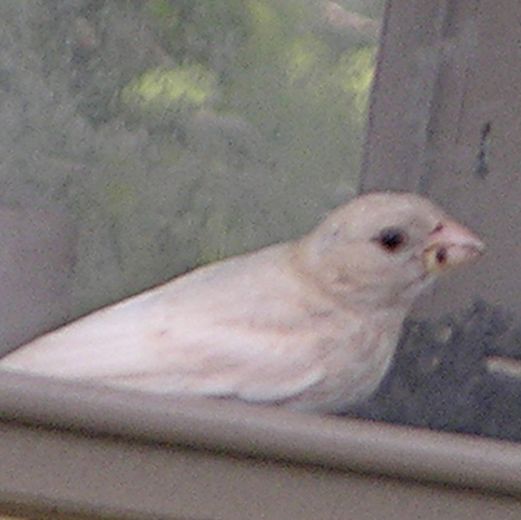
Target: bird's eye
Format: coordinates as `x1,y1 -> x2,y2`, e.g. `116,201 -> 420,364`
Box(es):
376,227 -> 408,253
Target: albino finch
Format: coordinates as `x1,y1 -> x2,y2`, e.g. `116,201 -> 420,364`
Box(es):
0,192 -> 484,413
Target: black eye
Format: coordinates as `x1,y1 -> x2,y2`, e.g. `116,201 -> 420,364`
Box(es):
376,227 -> 408,252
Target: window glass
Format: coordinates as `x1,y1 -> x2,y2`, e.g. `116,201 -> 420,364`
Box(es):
0,1 -> 385,314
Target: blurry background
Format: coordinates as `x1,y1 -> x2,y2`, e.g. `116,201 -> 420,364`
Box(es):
0,0 -> 384,338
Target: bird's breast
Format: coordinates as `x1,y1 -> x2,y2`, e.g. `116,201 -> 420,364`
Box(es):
287,312 -> 403,413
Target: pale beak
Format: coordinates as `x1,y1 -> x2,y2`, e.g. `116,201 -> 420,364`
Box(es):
422,220 -> 485,275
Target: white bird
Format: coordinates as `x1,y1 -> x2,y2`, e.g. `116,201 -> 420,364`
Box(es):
0,192 -> 484,413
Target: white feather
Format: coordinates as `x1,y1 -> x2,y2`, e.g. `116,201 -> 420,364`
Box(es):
0,243 -> 336,403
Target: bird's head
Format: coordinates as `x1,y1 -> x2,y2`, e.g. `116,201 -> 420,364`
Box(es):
299,192 -> 485,309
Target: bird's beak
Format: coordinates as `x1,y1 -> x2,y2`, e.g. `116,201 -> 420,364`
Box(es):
422,220 -> 485,275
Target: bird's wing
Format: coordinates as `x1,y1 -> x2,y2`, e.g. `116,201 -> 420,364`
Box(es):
0,244 -> 330,403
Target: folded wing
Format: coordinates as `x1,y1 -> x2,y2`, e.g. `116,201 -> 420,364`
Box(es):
0,244 -> 329,403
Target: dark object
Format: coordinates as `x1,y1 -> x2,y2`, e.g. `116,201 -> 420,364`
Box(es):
376,226 -> 408,251
354,300 -> 521,442
475,122 -> 492,178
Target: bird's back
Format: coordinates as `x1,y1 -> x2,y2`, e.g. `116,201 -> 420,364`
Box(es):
0,242 -> 348,406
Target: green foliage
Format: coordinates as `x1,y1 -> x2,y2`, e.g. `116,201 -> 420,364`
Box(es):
1,0 -> 383,311
140,0 -> 381,264
120,65 -> 218,127
336,47 -> 376,122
